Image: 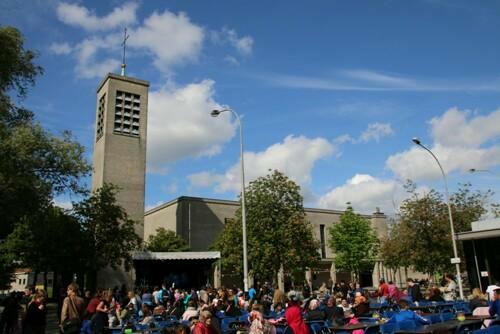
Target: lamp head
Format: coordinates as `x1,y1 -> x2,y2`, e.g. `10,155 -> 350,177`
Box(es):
211,109 -> 221,117
412,137 -> 421,145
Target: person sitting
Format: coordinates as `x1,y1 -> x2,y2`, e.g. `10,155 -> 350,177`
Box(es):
489,287 -> 500,317
304,299 -> 325,321
182,300 -> 199,321
352,292 -> 369,317
324,297 -> 344,326
387,300 -> 430,325
249,304 -> 276,334
343,309 -> 363,334
427,287 -> 444,302
139,304 -> 154,326
192,310 -> 215,334
469,288 -> 489,312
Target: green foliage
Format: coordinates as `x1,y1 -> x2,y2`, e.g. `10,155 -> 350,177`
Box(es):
0,26 -> 90,240
211,170 -> 319,282
329,205 -> 379,277
72,184 -> 142,271
146,228 -> 190,252
0,26 -> 42,100
0,26 -> 89,288
210,218 -> 243,281
0,206 -> 86,275
380,181 -> 496,275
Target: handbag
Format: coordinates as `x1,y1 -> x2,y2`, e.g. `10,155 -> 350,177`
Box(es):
62,297 -> 81,334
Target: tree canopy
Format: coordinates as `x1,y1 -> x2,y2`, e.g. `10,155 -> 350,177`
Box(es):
0,26 -> 90,288
329,204 -> 379,278
0,26 -> 89,240
211,170 -> 319,284
72,184 -> 142,272
380,181 -> 496,275
146,228 -> 190,252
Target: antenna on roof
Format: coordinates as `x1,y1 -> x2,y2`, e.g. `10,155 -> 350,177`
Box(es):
121,27 -> 130,76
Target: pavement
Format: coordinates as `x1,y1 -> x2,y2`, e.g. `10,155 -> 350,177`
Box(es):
45,303 -> 61,334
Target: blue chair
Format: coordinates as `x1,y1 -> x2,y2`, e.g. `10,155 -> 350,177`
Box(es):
307,321 -> 331,334
423,314 -> 442,324
397,320 -> 418,331
380,322 -> 397,334
474,327 -> 500,334
440,311 -> 455,322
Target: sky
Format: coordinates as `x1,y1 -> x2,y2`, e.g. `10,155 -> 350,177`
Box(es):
2,0 -> 500,215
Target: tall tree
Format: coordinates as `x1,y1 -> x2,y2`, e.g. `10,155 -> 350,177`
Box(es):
329,205 -> 379,279
0,26 -> 89,288
211,170 -> 319,283
380,181 -> 496,275
0,206 -> 87,288
72,184 -> 142,274
146,228 -> 190,252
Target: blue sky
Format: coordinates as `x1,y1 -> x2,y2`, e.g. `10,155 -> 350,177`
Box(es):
2,0 -> 500,215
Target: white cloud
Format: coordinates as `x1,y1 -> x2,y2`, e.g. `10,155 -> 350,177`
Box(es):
130,10 -> 204,73
49,42 -> 72,55
256,71 -> 500,92
56,2 -> 138,32
430,107 -> 500,148
189,135 -> 334,193
211,27 -> 254,55
386,108 -> 500,180
73,36 -> 121,78
224,55 -> 240,66
147,80 -> 237,171
359,123 -> 394,143
318,174 -> 400,214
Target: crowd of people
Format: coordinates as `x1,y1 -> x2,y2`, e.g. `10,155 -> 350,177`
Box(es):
1,276 -> 499,334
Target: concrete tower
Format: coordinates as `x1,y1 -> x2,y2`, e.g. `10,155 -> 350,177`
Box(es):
92,73 -> 149,286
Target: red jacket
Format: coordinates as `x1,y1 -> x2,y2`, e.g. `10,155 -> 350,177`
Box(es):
285,305 -> 309,334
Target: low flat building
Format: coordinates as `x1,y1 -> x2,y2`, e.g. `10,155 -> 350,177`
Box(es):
457,218 -> 500,291
144,196 -> 394,288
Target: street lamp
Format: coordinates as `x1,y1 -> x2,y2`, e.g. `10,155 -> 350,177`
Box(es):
412,137 -> 464,300
469,168 -> 500,177
211,108 -> 249,292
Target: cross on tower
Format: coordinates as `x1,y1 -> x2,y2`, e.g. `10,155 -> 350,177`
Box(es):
121,27 -> 130,76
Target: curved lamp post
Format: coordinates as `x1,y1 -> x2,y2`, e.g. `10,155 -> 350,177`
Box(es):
412,137 -> 464,300
211,108 -> 249,292
469,168 -> 500,177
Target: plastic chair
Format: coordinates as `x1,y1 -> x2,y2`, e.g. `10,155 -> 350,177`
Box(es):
397,320 -> 418,331
440,311 -> 455,322
307,321 -> 331,334
380,322 -> 397,334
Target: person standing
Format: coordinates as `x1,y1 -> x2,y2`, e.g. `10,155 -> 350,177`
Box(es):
23,292 -> 47,334
60,283 -> 84,334
284,291 -> 309,334
378,279 -> 389,303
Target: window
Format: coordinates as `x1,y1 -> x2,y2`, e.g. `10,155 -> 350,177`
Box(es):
114,90 -> 140,136
320,224 -> 326,259
96,94 -> 106,141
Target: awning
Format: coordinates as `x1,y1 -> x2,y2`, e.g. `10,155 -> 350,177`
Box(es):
132,251 -> 220,261
456,228 -> 500,241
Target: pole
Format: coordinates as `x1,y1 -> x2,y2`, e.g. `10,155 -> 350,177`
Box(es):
414,140 -> 464,300
212,109 -> 248,292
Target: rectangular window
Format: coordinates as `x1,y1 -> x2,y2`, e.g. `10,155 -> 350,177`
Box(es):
96,94 -> 106,141
320,224 -> 326,258
114,90 -> 140,137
